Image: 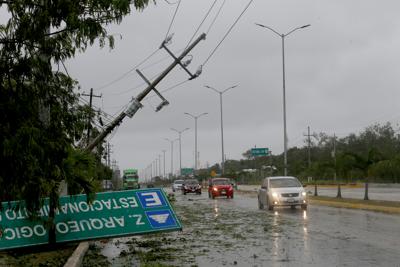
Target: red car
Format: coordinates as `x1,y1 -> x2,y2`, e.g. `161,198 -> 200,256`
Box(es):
208,178 -> 234,199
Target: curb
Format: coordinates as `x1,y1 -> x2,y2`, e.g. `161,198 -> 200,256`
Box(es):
63,242 -> 89,267
309,196 -> 400,215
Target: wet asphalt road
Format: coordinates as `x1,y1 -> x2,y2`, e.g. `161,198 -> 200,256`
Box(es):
87,189 -> 400,267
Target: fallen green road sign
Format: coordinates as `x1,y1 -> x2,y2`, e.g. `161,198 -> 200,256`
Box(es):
0,188 -> 181,250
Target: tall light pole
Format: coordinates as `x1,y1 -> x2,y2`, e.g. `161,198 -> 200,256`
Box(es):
170,127 -> 189,176
184,112 -> 208,173
165,138 -> 178,177
162,150 -> 166,179
158,154 -> 162,178
204,85 -> 238,175
255,23 -> 310,176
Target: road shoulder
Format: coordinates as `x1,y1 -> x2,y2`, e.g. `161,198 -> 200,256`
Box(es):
309,196 -> 400,214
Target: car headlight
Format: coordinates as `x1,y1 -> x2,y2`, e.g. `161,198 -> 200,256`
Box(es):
272,192 -> 278,198
213,187 -> 218,191
302,191 -> 307,196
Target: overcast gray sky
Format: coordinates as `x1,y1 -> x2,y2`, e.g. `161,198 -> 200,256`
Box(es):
64,0 -> 400,178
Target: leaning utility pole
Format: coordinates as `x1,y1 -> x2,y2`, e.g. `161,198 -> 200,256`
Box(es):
85,33 -> 206,152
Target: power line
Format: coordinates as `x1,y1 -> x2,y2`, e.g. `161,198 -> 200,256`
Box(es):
141,47 -> 185,71
202,0 -> 254,67
206,0 -> 226,35
147,79 -> 190,99
165,0 -> 182,39
108,70 -> 163,97
185,0 -> 218,49
95,48 -> 160,92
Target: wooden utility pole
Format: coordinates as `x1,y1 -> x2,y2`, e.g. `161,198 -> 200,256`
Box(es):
303,126 -> 312,168
81,88 -> 102,145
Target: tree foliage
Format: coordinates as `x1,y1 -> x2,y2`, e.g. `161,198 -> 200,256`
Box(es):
200,123 -> 400,184
0,0 -> 152,213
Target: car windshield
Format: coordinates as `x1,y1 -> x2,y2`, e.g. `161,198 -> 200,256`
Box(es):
270,178 -> 301,188
185,179 -> 198,185
212,179 -> 231,185
174,180 -> 184,184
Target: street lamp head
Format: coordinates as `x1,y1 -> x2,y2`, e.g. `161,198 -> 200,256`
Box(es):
184,112 -> 194,118
301,24 -> 311,29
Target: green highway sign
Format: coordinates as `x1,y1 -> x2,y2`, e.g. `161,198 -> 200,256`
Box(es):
181,168 -> 194,176
251,148 -> 269,157
0,189 -> 181,250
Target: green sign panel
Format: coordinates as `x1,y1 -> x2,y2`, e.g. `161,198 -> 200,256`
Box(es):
0,189 -> 181,250
181,168 -> 194,176
251,148 -> 269,157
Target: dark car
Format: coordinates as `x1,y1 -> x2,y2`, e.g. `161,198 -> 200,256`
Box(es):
208,178 -> 234,199
181,179 -> 201,195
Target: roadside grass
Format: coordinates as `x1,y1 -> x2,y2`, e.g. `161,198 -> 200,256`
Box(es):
0,243 -> 77,267
309,195 -> 400,214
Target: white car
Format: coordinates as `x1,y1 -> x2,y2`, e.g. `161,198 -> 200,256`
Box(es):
257,176 -> 307,210
172,179 -> 184,192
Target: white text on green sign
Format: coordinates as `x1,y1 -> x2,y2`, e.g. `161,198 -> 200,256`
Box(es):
0,189 -> 181,250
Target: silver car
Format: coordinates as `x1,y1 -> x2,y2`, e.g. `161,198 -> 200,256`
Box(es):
258,176 -> 307,210
172,179 -> 184,192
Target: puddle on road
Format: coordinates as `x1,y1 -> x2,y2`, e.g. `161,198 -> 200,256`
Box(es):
83,193 -> 312,266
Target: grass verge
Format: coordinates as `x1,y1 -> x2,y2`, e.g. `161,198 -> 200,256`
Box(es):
309,195 -> 400,214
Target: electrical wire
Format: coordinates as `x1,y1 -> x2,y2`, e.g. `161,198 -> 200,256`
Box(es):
108,69 -> 163,96
95,48 -> 160,92
185,0 -> 218,49
78,96 -> 116,125
147,79 -> 190,99
202,0 -> 254,67
206,0 -> 226,34
141,47 -> 185,71
165,0 -> 182,40
164,0 -> 179,4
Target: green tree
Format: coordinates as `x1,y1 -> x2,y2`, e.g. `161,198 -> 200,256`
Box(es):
0,0 -> 152,243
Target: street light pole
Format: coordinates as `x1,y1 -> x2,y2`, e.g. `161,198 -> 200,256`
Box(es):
255,23 -> 310,176
158,154 -> 161,178
171,128 -> 189,176
184,112 -> 208,173
162,150 -> 166,179
165,138 -> 178,177
204,85 -> 238,175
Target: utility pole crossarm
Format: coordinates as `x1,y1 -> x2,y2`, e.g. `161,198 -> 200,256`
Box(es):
136,69 -> 169,112
85,33 -> 206,152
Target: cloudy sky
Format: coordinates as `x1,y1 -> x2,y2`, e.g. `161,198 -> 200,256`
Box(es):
64,0 -> 400,178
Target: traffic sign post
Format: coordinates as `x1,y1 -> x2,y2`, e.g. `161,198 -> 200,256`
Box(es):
0,189 -> 181,251
251,148 -> 269,157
